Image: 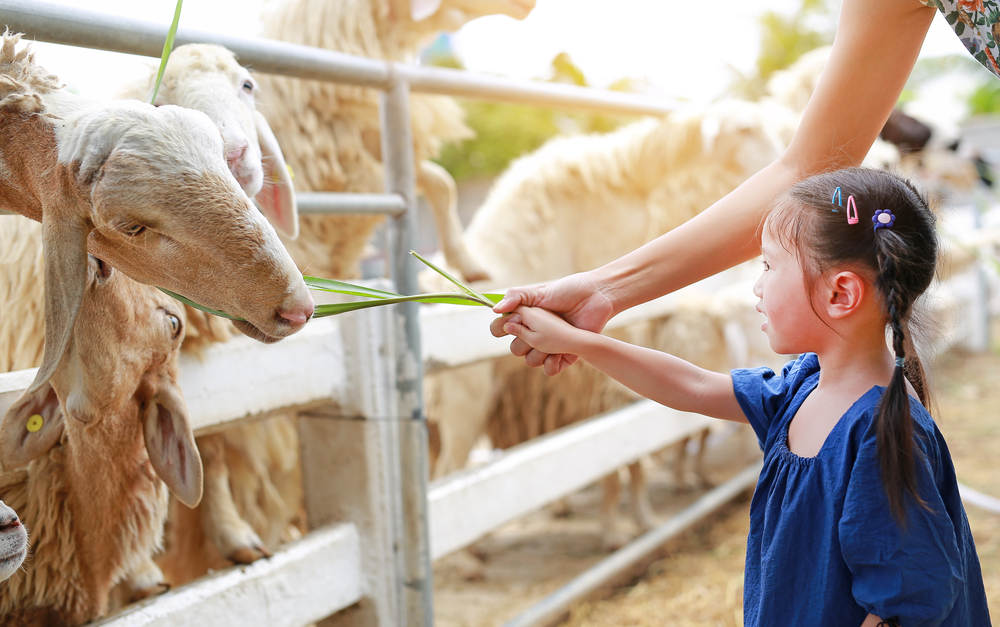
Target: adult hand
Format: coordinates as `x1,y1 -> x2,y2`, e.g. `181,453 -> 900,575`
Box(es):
491,272 -> 614,375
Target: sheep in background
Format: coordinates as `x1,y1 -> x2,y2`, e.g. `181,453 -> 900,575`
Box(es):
0,251 -> 200,625
422,100 -> 789,555
260,0 -> 535,281
0,501 -> 26,583
0,32 -> 312,439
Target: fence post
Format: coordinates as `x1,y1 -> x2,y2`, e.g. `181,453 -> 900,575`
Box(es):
380,69 -> 435,626
299,303 -> 404,626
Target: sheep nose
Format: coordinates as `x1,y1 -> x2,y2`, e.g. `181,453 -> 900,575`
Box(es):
226,141 -> 249,168
0,513 -> 20,532
276,298 -> 315,327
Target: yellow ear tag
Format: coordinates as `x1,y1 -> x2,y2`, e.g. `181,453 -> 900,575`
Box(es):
286,164 -> 295,180
26,414 -> 43,433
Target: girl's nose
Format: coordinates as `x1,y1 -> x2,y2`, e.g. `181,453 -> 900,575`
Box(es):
752,274 -> 764,297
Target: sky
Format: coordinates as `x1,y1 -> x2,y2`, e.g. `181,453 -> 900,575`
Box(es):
21,0 -> 981,108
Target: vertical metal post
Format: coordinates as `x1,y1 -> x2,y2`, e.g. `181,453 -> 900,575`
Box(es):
380,71 -> 434,626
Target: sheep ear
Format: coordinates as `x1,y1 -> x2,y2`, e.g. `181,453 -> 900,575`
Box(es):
252,110 -> 298,240
0,384 -> 65,470
141,380 -> 203,508
410,0 -> 442,21
30,212 -> 89,408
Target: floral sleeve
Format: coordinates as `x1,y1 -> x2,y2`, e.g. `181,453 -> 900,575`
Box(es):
920,0 -> 1000,77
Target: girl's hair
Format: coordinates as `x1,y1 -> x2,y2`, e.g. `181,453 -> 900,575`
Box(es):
768,167 -> 938,523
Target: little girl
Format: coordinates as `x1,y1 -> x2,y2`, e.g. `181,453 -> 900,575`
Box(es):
502,167 -> 990,626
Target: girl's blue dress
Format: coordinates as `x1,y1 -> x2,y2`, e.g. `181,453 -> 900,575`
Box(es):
731,353 -> 990,626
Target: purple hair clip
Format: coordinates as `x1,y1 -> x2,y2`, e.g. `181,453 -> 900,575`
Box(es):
873,209 -> 896,231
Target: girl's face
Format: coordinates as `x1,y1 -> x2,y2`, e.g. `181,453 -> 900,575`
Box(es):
753,226 -> 826,355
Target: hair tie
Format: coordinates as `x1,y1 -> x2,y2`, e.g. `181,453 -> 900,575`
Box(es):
895,356 -> 905,368
873,209 -> 896,231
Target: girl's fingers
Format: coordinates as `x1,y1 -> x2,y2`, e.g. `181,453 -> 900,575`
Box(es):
492,312 -> 520,338
508,335 -> 532,357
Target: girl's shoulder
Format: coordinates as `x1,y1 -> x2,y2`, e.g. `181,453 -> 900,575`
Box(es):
843,387 -> 944,459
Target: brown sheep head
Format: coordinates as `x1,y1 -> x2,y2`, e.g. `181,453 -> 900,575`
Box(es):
0,256 -> 203,507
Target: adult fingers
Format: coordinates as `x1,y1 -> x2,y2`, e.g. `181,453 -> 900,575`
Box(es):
493,284 -> 543,314
491,313 -> 514,338
508,336 -> 532,357
524,348 -> 548,368
543,353 -> 577,376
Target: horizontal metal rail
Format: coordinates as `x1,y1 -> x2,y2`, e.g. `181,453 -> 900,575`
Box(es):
0,0 -> 676,116
295,192 -> 406,216
4,196 -> 403,217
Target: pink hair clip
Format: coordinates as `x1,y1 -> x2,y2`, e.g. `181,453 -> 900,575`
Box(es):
846,195 -> 859,225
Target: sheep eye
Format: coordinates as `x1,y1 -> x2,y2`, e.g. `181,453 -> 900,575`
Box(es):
166,313 -> 182,338
242,80 -> 255,94
124,224 -> 146,237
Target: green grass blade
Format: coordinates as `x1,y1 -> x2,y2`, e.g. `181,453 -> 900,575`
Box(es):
159,288 -> 241,320
409,250 -> 493,306
150,0 -> 184,103
312,292 -> 491,318
303,275 -> 403,299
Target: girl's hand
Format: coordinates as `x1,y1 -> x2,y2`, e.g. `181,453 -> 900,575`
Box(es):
502,306 -> 586,362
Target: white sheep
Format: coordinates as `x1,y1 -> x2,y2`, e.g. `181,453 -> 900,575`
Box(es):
260,0 -> 534,281
0,251 -> 199,624
0,501 -> 26,583
0,32 -> 313,452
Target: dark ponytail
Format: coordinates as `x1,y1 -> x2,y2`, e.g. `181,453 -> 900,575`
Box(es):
770,168 -> 937,524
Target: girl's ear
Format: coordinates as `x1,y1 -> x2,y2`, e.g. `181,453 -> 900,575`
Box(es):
824,270 -> 865,319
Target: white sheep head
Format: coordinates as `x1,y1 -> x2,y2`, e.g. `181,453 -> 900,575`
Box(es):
146,44 -> 299,239
0,500 -> 27,582
0,257 -> 203,507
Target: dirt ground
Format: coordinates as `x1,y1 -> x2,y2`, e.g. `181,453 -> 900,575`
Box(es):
433,346 -> 1000,626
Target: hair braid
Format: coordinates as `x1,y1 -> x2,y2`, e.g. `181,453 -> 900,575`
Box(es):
874,230 -> 925,523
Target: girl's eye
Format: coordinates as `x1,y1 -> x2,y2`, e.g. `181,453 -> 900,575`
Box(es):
242,80 -> 255,94
124,224 -> 146,237
762,260 -> 771,271
166,313 -> 182,338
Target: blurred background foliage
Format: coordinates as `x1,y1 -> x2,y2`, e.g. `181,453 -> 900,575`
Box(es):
430,0 -> 1000,183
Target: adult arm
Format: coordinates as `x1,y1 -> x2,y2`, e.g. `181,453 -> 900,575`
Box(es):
493,0 -> 936,373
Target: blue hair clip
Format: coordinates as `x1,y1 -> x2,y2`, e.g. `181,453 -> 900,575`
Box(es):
873,209 -> 896,231
831,186 -> 842,212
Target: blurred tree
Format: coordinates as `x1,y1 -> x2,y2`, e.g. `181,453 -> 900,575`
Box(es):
431,49 -> 638,181
729,0 -> 834,100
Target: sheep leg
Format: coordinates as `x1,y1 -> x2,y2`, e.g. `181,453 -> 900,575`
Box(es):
692,427 -> 714,489
599,472 -> 629,551
124,556 -> 169,601
668,437 -> 694,492
627,461 -> 656,532
416,160 -> 490,283
198,434 -> 270,564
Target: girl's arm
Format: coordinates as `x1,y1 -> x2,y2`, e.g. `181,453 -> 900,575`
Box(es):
504,306 -> 746,422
